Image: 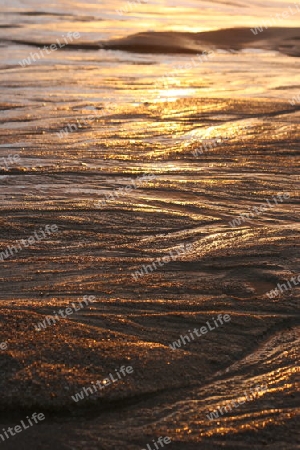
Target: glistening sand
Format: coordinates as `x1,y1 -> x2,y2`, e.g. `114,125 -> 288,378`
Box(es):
0,0 -> 299,448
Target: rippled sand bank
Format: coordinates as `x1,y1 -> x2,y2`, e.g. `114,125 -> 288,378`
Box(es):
0,95 -> 299,448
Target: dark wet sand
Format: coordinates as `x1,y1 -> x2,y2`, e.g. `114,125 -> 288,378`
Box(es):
4,27 -> 300,56
103,27 -> 300,56
0,94 -> 299,448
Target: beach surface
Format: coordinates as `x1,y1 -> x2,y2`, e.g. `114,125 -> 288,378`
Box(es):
0,0 -> 299,448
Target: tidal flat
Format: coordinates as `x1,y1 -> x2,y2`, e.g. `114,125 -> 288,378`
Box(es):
0,0 -> 299,448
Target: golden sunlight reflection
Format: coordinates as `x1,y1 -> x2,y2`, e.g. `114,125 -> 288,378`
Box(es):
157,88 -> 198,102
0,0 -> 299,448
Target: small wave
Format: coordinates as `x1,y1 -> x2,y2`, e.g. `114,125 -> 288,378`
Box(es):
5,27 -> 300,57
103,28 -> 300,57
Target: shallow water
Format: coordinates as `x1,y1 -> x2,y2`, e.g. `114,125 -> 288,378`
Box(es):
0,0 -> 299,449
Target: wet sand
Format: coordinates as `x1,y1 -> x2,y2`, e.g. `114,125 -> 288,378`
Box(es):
0,95 -> 299,448
104,27 -> 300,55
5,27 -> 300,56
0,0 -> 300,448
